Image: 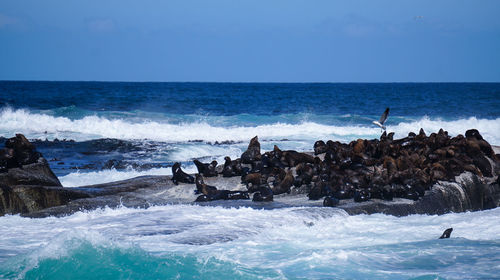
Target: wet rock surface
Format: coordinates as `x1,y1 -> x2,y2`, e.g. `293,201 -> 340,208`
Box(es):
0,134 -> 86,215
2,130 -> 500,217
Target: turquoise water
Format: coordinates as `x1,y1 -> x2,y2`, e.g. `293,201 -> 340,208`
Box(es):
0,206 -> 499,279
0,82 -> 499,279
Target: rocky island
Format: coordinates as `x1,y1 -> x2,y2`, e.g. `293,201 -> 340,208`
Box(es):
1,129 -> 499,218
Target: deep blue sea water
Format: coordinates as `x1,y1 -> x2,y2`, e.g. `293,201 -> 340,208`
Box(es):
0,81 -> 499,279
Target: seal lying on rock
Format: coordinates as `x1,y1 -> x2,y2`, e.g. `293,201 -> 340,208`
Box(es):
252,186 -> 273,202
298,128 -> 500,204
314,140 -> 327,155
272,145 -> 315,167
194,174 -> 249,202
193,159 -> 218,177
242,172 -> 263,192
171,162 -> 194,185
271,170 -> 294,195
222,156 -> 243,177
323,196 -> 339,207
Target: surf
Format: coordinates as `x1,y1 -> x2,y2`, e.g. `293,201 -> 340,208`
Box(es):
1,107 -> 500,144
0,205 -> 499,279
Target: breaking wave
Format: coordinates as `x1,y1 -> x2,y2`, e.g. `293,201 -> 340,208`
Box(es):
1,107 -> 499,144
0,206 -> 499,279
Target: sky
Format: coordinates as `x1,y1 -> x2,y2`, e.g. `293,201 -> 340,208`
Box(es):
1,0 -> 499,82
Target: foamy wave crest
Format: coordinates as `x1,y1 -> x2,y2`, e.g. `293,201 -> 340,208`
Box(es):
0,108 -> 378,142
389,116 -> 500,144
1,108 -> 499,144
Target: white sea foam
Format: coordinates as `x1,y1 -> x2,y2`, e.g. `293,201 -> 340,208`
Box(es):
0,205 -> 499,278
1,107 -> 500,144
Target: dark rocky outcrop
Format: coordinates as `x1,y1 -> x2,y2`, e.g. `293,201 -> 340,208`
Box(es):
0,134 -> 85,216
339,172 -> 500,216
0,185 -> 89,215
2,130 -> 500,218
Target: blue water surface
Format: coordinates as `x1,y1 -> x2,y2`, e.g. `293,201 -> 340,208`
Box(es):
1,81 -> 499,118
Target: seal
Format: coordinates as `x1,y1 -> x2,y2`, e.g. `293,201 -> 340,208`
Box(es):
294,163 -> 314,188
353,189 -> 370,202
323,196 -> 339,207
272,145 -> 315,167
194,174 -> 249,201
222,156 -> 243,177
171,162 -> 195,185
308,180 -> 328,200
271,170 -> 293,195
241,136 -> 261,164
252,186 -> 273,202
193,159 -> 218,177
242,172 -> 263,193
195,174 -> 217,196
439,228 -> 453,239
314,140 -> 327,155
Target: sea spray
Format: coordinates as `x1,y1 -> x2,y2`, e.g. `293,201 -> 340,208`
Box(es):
0,206 -> 499,279
1,107 -> 500,144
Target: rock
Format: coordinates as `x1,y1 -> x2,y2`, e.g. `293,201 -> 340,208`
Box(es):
5,130 -> 500,218
0,148 -> 18,172
0,134 -> 69,216
340,173 -> 500,216
0,185 -> 89,215
0,157 -> 62,187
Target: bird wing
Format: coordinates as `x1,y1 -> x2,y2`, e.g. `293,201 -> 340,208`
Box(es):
372,121 -> 383,129
379,107 -> 390,124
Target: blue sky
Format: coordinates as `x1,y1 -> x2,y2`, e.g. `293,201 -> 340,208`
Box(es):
1,0 -> 499,82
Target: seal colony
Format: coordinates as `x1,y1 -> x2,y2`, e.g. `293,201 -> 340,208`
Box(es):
173,129 -> 500,207
0,129 -> 499,217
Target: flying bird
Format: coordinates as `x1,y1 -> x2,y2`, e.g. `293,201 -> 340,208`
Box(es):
372,108 -> 390,131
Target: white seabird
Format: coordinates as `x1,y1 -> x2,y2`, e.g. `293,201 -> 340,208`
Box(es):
372,107 -> 390,130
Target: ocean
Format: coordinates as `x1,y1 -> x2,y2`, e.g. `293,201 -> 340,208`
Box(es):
0,81 -> 499,279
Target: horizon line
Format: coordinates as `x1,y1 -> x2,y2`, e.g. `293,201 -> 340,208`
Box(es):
1,79 -> 500,84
